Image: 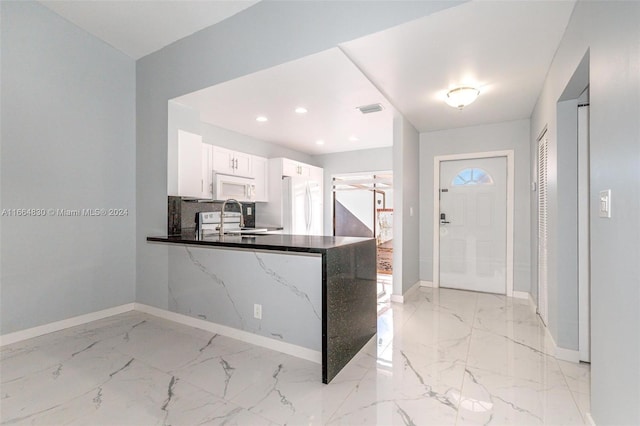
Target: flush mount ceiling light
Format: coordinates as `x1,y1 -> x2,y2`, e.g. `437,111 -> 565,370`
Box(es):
295,107 -> 308,114
445,87 -> 480,109
255,115 -> 268,122
315,139 -> 325,145
349,136 -> 359,142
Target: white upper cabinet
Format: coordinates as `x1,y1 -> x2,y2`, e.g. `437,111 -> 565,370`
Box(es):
234,151 -> 252,177
252,155 -> 269,202
177,130 -> 209,199
212,146 -> 235,175
173,137 -> 269,202
272,158 -> 322,180
212,146 -> 252,177
308,164 -> 324,182
281,158 -> 311,177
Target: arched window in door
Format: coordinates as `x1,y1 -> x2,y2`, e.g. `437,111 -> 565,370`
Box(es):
452,168 -> 494,186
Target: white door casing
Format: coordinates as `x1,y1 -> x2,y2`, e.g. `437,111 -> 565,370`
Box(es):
433,151 -> 514,296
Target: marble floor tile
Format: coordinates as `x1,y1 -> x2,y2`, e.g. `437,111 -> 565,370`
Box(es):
558,359 -> 591,394
1,289 -> 590,426
457,367 -> 585,425
572,391 -> 591,423
466,328 -> 565,387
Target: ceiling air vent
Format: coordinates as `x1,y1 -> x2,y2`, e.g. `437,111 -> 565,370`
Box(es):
356,103 -> 384,114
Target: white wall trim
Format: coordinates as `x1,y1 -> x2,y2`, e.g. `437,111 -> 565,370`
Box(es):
585,413 -> 596,426
433,150 -> 515,297
134,303 -> 322,364
420,280 -> 434,288
390,280 -> 421,304
0,303 -> 135,346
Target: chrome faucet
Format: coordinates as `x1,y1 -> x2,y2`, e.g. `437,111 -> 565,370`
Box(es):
219,199 -> 244,236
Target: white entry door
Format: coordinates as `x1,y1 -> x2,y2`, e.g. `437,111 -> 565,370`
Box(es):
439,157 -> 507,293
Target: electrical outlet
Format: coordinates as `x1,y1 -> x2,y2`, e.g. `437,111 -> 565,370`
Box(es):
254,303 -> 262,319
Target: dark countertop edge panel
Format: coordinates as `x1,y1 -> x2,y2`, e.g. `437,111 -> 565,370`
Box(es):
146,233 -> 374,255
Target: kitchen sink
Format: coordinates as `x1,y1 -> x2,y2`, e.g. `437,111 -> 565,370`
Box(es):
225,228 -> 269,235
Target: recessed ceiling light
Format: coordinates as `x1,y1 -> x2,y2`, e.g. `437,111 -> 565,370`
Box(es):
256,115 -> 268,122
315,139 -> 325,145
349,136 -> 359,142
295,107 -> 308,114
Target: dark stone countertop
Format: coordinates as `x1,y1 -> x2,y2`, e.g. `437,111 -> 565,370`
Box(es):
147,231 -> 374,254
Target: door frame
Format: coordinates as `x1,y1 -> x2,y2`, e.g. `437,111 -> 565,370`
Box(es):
577,103 -> 590,362
433,150 -> 515,296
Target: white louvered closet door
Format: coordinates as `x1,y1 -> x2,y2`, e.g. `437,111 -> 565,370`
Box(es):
537,132 -> 549,325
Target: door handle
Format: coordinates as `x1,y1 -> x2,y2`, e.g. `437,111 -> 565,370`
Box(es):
440,213 -> 450,224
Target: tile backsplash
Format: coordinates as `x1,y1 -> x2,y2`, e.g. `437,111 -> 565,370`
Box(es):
168,196 -> 255,235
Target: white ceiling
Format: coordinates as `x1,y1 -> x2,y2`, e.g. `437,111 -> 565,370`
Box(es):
41,0 -> 576,154
341,0 -> 576,132
173,48 -> 395,156
39,0 -> 259,59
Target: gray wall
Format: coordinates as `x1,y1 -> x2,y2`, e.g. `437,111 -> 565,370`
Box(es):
136,1 -> 462,308
313,147 -> 393,236
419,119 -> 531,293
0,1 -> 136,334
529,1 -> 640,423
393,115 -> 420,295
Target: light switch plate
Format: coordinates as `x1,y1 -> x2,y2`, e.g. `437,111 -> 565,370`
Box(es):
599,189 -> 611,218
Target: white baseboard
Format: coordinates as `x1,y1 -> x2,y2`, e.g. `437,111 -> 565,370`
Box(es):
419,280 -> 434,288
390,280 -> 421,304
390,294 -> 403,303
512,290 -> 530,300
541,320 -> 581,363
555,345 -> 581,363
134,303 -> 321,364
514,291 -> 538,315
1,302 -> 322,365
585,413 -> 596,426
0,303 -> 135,346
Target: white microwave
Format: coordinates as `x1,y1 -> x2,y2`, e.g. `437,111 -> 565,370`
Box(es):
212,173 -> 256,202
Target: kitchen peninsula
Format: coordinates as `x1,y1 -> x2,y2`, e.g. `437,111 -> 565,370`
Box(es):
147,231 -> 376,383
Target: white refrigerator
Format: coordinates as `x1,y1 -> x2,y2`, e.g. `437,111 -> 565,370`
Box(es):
282,176 -> 323,235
